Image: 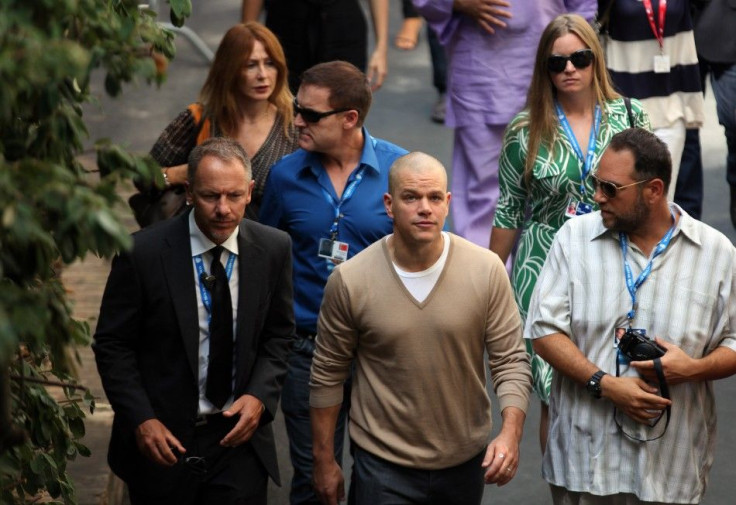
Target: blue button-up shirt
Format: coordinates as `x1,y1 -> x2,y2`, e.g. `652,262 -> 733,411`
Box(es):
260,128 -> 407,333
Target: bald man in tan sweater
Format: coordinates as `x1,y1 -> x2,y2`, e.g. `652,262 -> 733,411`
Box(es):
309,152 -> 532,505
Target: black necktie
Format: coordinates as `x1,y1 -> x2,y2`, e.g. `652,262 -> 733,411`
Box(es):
205,245 -> 233,409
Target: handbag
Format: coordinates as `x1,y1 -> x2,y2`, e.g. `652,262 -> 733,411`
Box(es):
129,104 -> 211,228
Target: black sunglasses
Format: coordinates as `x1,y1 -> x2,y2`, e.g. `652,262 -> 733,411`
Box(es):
547,49 -> 594,73
590,173 -> 651,199
293,99 -> 355,123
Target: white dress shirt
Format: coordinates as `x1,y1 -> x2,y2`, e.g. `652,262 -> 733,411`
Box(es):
188,211 -> 240,414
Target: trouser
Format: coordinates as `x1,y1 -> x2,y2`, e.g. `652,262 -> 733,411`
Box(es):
281,334 -> 351,505
675,128 -> 703,218
676,58 -> 736,215
351,445 -> 486,505
427,26 -> 447,94
451,124 -> 506,247
653,119 -> 686,202
128,415 -> 268,505
265,0 -> 367,93
710,61 -> 736,187
401,0 -> 447,94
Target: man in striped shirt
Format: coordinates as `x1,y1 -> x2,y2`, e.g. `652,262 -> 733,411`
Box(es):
526,128 -> 736,504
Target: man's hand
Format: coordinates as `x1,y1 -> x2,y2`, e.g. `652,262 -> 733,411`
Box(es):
313,457 -> 345,505
481,406 -> 524,486
220,394 -> 265,447
453,0 -> 512,35
135,418 -> 186,466
630,337 -> 695,385
601,375 -> 671,425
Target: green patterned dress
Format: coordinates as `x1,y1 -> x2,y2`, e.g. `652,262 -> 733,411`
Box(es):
493,97 -> 650,403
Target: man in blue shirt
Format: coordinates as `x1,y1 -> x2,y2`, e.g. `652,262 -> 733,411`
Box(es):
260,61 -> 407,505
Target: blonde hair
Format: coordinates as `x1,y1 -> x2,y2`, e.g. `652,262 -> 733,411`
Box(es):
199,22 -> 293,137
521,14 -> 620,182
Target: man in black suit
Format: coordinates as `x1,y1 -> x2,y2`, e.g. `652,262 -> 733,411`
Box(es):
93,137 -> 295,504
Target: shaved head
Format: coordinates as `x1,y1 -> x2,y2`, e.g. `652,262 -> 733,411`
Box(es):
388,152 -> 448,196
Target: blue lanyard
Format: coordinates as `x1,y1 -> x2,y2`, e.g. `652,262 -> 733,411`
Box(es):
194,250 -> 236,320
320,166 -> 367,240
619,212 -> 676,324
555,102 -> 601,195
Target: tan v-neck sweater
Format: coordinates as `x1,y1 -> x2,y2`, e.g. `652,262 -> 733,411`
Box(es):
310,233 -> 531,469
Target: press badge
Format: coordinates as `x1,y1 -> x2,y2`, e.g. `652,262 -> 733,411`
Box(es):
653,54 -> 670,74
318,238 -> 349,263
565,197 -> 593,218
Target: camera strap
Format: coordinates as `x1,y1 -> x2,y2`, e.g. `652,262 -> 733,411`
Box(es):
614,356 -> 671,442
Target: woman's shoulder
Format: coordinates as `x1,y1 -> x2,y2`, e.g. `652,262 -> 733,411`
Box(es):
603,96 -> 645,115
602,97 -> 648,128
506,110 -> 531,135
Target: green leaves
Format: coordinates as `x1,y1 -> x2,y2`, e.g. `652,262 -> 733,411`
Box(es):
169,0 -> 193,28
0,0 -> 191,502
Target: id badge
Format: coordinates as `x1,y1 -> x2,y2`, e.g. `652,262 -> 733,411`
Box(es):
653,54 -> 670,74
318,238 -> 349,263
565,197 -> 593,218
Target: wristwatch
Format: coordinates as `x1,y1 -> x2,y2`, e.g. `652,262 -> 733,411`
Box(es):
586,370 -> 607,399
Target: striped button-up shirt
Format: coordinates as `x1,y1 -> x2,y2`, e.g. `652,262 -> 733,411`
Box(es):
525,204 -> 736,503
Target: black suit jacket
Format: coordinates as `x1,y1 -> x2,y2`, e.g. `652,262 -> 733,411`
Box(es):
93,211 -> 295,495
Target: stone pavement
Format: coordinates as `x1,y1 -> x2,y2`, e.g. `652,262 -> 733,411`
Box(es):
60,1 -> 736,504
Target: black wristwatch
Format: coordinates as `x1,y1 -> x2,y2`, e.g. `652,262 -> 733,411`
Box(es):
586,370 -> 607,399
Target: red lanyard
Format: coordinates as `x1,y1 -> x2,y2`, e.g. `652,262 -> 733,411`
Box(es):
642,0 -> 667,51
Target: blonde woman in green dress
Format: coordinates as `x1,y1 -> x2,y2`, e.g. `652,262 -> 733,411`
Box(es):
489,13 -> 650,452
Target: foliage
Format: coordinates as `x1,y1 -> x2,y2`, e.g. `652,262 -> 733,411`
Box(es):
0,0 -> 190,502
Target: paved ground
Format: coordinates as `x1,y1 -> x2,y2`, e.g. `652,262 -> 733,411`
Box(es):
63,1 -> 736,504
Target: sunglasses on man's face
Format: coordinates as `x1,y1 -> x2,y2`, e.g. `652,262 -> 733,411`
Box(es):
547,49 -> 594,73
590,173 -> 651,199
293,99 -> 355,124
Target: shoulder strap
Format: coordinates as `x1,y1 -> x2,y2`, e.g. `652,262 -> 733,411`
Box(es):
623,97 -> 636,128
187,103 -> 211,146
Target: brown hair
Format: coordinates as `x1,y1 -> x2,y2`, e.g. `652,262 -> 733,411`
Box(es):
199,22 -> 293,137
300,61 -> 372,127
521,14 -> 620,182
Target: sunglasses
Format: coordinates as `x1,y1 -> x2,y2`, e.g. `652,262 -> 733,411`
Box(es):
590,173 -> 651,199
547,49 -> 594,73
293,98 -> 354,123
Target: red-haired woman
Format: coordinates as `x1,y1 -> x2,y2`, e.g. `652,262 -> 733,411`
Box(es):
144,22 -> 298,223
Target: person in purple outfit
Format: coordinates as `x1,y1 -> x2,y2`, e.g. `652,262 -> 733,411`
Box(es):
412,0 -> 597,247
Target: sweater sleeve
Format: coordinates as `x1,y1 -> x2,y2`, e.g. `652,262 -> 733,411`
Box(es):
310,267 -> 357,408
484,255 -> 532,413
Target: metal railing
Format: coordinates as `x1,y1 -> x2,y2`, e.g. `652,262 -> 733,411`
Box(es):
143,0 -> 214,63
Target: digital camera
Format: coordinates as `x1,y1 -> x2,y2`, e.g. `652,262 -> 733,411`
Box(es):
618,329 -> 666,361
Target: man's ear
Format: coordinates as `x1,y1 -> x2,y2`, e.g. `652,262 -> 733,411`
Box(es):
383,193 -> 394,218
342,109 -> 360,129
646,178 -> 666,200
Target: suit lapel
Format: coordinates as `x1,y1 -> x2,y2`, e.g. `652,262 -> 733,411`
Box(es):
162,213 -> 200,380
234,222 -> 266,389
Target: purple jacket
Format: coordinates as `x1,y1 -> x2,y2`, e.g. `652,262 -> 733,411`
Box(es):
413,0 -> 596,127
